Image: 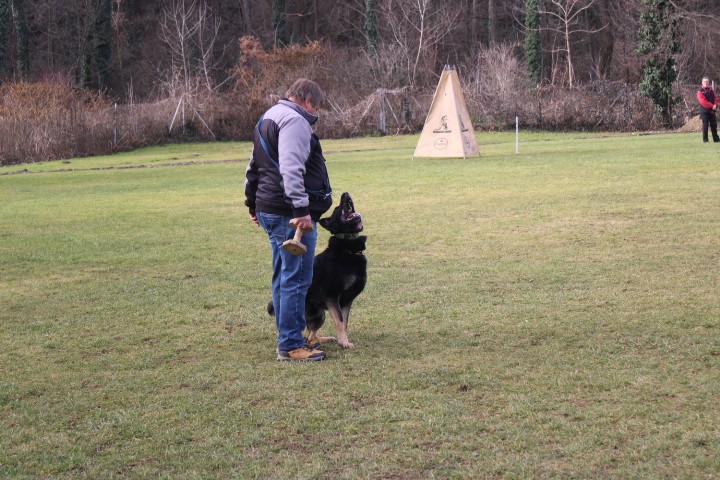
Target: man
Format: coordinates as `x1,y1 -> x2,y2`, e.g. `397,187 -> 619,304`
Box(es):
245,79 -> 332,362
697,76 -> 720,143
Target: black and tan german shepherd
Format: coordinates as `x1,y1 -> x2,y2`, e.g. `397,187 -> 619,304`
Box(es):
306,192 -> 367,348
268,192 -> 367,348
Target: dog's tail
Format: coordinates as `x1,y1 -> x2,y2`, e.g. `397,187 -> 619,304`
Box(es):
267,300 -> 274,316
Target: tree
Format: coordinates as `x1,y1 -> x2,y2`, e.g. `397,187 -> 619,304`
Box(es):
540,0 -> 605,87
524,0 -> 542,84
77,0 -> 113,90
272,0 -> 287,47
0,0 -> 8,75
161,0 -> 223,94
365,0 -> 378,54
93,0 -> 112,90
10,0 -> 29,79
380,0 -> 460,89
637,0 -> 683,127
488,0 -> 497,45
468,0 -> 481,45
239,0 -> 252,35
669,0 -> 720,83
160,0 -> 224,136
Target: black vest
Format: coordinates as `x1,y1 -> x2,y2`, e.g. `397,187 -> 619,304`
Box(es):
699,88 -> 716,114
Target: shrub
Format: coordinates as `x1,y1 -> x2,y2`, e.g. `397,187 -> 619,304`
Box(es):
0,82 -> 112,165
463,43 -> 528,130
226,36 -> 329,138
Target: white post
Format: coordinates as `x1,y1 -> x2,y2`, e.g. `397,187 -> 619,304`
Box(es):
515,116 -> 519,154
113,103 -> 118,147
379,89 -> 386,135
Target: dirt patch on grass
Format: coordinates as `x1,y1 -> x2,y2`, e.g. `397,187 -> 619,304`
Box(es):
0,159 -> 242,176
677,115 -> 702,133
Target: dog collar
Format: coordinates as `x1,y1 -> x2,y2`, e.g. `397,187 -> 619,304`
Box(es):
333,233 -> 361,239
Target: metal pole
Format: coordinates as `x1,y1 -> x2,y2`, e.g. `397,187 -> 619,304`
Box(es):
515,116 -> 519,154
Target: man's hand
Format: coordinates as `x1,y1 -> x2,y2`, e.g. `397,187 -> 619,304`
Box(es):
292,215 -> 313,231
249,213 -> 259,227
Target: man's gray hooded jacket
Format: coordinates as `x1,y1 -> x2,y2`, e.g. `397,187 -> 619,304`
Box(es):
245,99 -> 332,220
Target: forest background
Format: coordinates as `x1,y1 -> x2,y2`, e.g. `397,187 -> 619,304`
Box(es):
1,0 -> 719,165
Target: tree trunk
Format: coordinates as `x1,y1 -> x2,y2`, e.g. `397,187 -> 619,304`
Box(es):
93,0 -> 112,90
79,24 -> 93,88
470,0 -> 481,44
272,0 -> 287,47
565,21 -> 574,87
0,0 -> 8,74
240,0 -> 252,35
488,0 -> 496,45
524,0 -> 542,84
313,0 -> 318,38
10,0 -> 29,79
365,0 -> 378,54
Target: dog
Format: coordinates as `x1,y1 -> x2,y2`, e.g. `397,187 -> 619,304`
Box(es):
306,192 -> 367,348
268,192 -> 367,348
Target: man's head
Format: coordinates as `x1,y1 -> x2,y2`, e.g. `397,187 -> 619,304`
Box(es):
702,77 -> 711,88
286,79 -> 325,115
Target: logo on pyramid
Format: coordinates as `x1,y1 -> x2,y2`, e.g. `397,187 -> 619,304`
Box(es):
433,115 -> 451,133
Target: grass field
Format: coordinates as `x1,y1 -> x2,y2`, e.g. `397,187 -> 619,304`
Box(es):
1,131 -> 718,478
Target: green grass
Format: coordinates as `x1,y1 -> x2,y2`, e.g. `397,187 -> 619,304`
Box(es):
1,131 -> 718,478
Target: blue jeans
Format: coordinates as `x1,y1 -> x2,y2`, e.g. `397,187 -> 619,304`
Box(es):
256,212 -> 317,352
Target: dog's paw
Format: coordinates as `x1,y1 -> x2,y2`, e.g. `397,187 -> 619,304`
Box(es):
339,340 -> 355,349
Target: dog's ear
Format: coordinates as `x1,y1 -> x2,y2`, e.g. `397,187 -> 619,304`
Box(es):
319,217 -> 332,231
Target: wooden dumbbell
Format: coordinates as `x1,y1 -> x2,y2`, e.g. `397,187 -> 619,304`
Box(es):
282,219 -> 313,255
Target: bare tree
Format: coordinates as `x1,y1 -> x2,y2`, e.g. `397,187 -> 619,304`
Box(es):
540,0 -> 605,87
239,0 -> 252,35
672,0 -> 720,83
379,0 -> 460,89
467,42 -> 527,125
9,0 -> 29,79
160,0 -> 225,135
488,0 -> 497,45
272,0 -> 286,46
366,0 -> 378,54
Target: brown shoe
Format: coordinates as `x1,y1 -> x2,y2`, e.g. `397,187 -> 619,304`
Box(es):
277,346 -> 327,362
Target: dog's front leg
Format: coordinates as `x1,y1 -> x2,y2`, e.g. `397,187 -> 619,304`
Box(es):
327,301 -> 354,348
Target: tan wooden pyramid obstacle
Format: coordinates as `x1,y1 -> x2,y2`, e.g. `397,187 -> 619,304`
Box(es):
413,66 -> 480,159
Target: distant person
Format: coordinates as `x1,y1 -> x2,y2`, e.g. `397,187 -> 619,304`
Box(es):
244,79 -> 333,362
697,76 -> 720,143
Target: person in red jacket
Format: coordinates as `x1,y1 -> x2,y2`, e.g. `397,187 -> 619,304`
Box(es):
697,76 -> 720,143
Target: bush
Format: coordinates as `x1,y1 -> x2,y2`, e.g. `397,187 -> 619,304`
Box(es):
0,42 -> 704,166
225,37 -> 330,139
464,43 -> 528,129
0,82 -> 112,165
0,82 -> 215,165
527,81 -> 655,132
460,44 -> 661,132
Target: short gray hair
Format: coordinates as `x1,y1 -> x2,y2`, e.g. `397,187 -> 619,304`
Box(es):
286,79 -> 325,108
